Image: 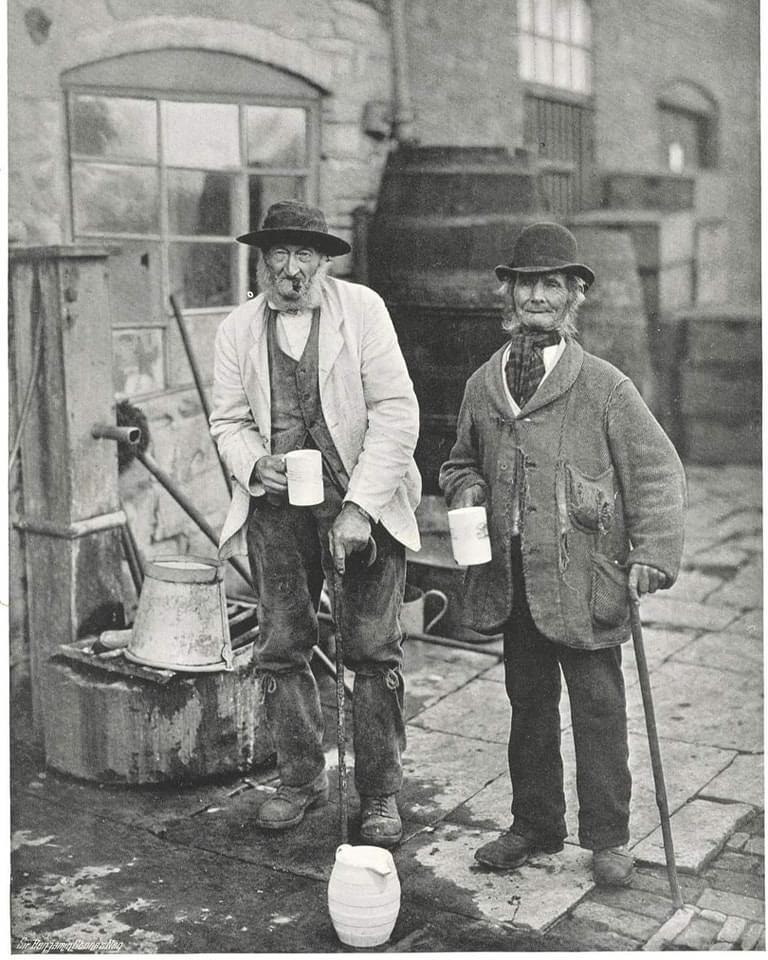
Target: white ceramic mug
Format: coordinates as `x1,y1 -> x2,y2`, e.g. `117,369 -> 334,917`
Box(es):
447,506 -> 492,565
285,449 -> 324,506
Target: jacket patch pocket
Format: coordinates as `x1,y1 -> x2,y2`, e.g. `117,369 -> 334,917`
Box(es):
565,463 -> 616,534
591,553 -> 629,628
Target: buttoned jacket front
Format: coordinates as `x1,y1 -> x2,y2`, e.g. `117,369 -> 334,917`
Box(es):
210,276 -> 422,559
440,339 -> 686,648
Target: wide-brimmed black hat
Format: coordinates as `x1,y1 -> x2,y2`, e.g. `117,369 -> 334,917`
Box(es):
236,199 -> 351,257
494,222 -> 595,288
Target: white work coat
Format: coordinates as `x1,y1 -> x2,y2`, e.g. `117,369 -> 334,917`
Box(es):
209,276 -> 422,559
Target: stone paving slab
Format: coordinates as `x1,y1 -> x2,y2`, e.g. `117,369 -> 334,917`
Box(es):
670,628 -> 762,674
570,898 -> 660,941
669,569 -> 726,602
726,608 -> 763,639
687,544 -> 750,573
638,596 -> 740,632
444,728 -> 736,851
625,660 -> 763,753
700,755 -> 765,809
400,726 -> 508,825
395,822 -> 594,932
707,560 -> 763,609
632,798 -> 755,873
621,627 -> 696,680
408,677 -> 510,743
697,886 -> 766,921
564,734 -> 733,847
625,736 -> 735,846
403,639 -> 494,720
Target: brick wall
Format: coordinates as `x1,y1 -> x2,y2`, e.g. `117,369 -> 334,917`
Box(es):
401,0 -> 759,302
591,0 -> 760,302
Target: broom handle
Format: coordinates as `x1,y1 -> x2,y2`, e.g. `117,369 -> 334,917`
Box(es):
630,598 -> 684,909
169,294 -> 232,496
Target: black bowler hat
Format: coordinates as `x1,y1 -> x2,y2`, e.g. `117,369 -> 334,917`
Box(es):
494,222 -> 595,288
236,199 -> 351,257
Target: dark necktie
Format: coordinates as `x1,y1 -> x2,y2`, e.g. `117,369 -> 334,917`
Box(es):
504,329 -> 561,408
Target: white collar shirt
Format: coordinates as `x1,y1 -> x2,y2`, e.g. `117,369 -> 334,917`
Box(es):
268,302 -> 314,361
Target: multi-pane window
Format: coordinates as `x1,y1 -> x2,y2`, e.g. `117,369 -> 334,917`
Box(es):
517,0 -> 592,94
67,92 -> 315,311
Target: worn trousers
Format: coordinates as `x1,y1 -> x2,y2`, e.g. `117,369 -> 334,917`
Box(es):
504,540 -> 631,850
246,489 -> 407,797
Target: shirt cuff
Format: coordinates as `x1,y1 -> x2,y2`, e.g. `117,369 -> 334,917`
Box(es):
343,500 -> 374,525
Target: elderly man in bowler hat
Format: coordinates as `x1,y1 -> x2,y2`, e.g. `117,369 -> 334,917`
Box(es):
440,222 -> 686,885
210,200 -> 421,847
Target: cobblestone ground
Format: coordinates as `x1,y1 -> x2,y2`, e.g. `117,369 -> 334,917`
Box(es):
549,811 -> 765,951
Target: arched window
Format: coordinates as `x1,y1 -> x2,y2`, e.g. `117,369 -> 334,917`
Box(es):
657,81 -> 718,172
62,49 -> 322,396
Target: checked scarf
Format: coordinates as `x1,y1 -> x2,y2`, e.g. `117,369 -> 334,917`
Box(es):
504,328 -> 561,408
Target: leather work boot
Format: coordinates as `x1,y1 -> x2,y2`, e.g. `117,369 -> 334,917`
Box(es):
359,794 -> 403,848
592,844 -> 634,887
474,829 -> 564,870
253,770 -> 329,830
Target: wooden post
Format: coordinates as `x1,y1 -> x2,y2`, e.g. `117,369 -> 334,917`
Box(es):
10,246 -> 126,733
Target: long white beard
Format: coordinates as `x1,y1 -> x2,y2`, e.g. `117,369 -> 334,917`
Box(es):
257,258 -> 329,313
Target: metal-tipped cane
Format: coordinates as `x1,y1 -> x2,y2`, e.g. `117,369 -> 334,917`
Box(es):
630,597 -> 684,909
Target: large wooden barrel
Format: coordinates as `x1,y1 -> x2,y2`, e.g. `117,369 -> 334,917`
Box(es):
368,145 -> 541,493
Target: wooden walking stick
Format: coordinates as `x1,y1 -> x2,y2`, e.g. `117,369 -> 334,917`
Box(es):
331,568 -> 350,843
329,537 -> 378,843
630,597 -> 684,909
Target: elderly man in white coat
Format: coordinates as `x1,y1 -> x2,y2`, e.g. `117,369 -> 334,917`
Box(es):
210,200 -> 421,847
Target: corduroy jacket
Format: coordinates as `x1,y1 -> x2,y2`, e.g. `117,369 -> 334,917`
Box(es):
439,339 -> 686,648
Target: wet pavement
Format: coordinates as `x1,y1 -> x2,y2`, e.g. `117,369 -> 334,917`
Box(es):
10,464 -> 764,952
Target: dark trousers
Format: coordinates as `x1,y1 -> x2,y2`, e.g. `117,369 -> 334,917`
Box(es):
504,541 -> 631,850
246,488 -> 407,796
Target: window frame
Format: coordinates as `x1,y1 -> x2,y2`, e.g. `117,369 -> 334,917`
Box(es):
517,0 -> 594,97
64,84 -> 321,316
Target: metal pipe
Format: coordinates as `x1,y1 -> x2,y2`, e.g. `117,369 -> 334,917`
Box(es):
92,423 -> 141,445
389,0 -> 417,143
169,294 -> 232,496
630,599 -> 684,909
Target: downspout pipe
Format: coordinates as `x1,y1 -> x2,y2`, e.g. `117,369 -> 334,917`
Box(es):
390,0 -> 417,144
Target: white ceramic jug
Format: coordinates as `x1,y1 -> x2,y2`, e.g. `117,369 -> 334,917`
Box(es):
327,843 -> 401,947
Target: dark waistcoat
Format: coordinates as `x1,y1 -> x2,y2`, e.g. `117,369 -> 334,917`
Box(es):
267,307 -> 348,491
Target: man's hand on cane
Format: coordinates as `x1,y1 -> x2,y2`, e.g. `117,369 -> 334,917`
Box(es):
628,563 -> 666,603
330,503 -> 372,575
